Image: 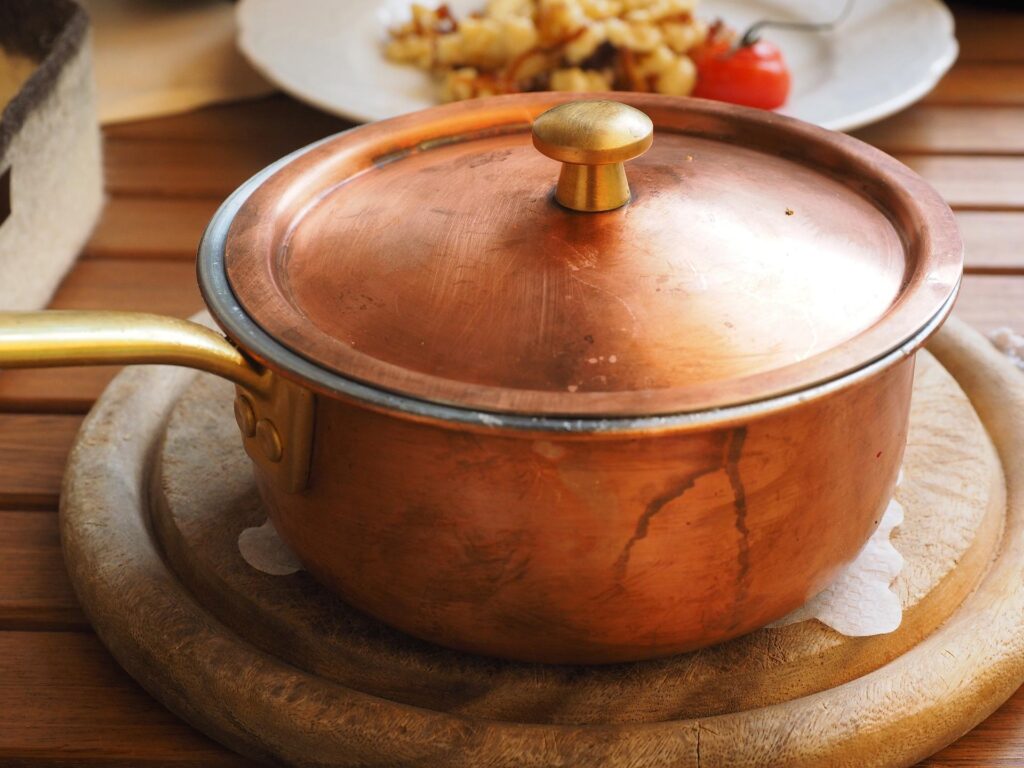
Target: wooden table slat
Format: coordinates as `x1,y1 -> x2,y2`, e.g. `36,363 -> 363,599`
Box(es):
955,274 -> 1024,333
103,138 -> 270,199
958,211 -> 1024,274
85,197 -> 221,261
856,106 -> 1024,155
0,512 -> 86,630
0,631 -> 250,766
924,63 -> 1024,107
952,2 -> 1024,63
0,368 -> 119,415
48,259 -> 204,314
899,155 -> 1024,211
0,416 -> 82,510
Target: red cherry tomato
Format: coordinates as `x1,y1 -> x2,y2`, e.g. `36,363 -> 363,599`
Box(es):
691,36 -> 791,110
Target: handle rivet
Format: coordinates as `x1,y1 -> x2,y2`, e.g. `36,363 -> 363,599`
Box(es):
256,418 -> 284,463
234,395 -> 258,437
532,100 -> 654,212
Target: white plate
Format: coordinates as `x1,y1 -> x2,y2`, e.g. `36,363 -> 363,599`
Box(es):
236,0 -> 958,131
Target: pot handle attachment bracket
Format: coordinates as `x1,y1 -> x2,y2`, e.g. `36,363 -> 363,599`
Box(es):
233,376 -> 315,495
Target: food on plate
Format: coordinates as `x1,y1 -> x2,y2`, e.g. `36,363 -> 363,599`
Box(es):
384,0 -> 790,108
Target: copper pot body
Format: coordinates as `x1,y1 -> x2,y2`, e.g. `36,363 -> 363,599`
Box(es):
255,355 -> 914,664
214,95 -> 954,664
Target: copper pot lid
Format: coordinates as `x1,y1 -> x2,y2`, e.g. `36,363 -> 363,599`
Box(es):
224,93 -> 961,417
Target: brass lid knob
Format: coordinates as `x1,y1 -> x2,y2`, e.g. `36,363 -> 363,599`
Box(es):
532,100 -> 654,212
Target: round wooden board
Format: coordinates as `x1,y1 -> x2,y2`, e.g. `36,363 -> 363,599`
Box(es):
61,319 -> 1024,767
149,347 -> 1004,725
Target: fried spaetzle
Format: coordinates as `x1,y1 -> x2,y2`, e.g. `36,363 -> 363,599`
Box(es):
384,0 -> 709,101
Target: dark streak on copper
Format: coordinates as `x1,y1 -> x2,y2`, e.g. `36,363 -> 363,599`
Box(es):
725,427 -> 750,611
614,458 -> 723,580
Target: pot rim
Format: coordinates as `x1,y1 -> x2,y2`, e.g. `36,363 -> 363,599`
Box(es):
198,136 -> 958,436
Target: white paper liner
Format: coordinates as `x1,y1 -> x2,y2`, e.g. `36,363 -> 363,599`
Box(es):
238,519 -> 302,576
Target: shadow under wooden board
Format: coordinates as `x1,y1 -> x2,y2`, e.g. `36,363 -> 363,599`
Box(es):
60,318 -> 1024,767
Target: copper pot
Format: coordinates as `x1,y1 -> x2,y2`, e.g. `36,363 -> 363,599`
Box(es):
0,94 -> 961,664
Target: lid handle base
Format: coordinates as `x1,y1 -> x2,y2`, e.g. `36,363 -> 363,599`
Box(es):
556,162 -> 631,212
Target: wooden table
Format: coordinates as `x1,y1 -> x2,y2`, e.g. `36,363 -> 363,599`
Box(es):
1,3 -> 1022,764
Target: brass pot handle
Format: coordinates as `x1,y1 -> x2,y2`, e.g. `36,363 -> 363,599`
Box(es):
0,310 -> 269,394
532,100 -> 654,213
0,310 -> 315,493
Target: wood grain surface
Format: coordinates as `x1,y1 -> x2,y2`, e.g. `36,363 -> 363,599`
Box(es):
0,512 -> 85,631
0,2 -> 1022,763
